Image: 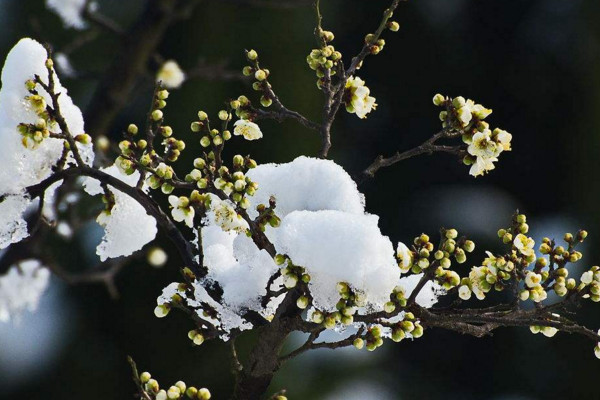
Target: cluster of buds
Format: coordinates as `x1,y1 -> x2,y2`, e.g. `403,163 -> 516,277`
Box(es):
384,285 -> 408,314
530,324 -> 559,338
212,156 -> 258,209
20,61 -> 91,149
579,266 -> 600,302
310,282 -> 366,328
187,328 -> 206,346
331,282 -> 367,326
18,114 -> 51,149
390,312 -> 424,343
433,229 -> 473,290
407,233 -> 434,274
434,94 -> 492,130
255,196 -> 280,232
363,33 -> 386,56
242,49 -> 275,108
460,214 -> 591,304
154,282 -> 189,319
460,251 -> 514,301
138,371 -> 211,400
357,325 -> 384,351
192,110 -> 232,148
433,94 -> 512,177
398,230 -> 473,278
306,29 -> 341,88
116,88 -> 185,177
275,254 -> 310,291
147,162 -> 176,194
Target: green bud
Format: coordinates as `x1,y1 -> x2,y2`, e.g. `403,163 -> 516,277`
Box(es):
151,110 -> 163,121
296,296 -> 309,309
157,89 -> 169,100
260,96 -> 272,107
247,49 -> 258,60
254,69 -> 267,81
353,338 -> 364,349
392,328 -> 405,342
200,136 -> 211,147
140,372 -> 151,384
388,21 -> 400,32
242,66 -> 253,76
218,110 -> 230,121
384,301 -> 396,314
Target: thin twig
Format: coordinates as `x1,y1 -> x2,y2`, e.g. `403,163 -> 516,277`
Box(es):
357,130 -> 463,184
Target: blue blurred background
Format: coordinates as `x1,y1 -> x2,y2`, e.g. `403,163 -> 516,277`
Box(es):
1,0 -> 600,398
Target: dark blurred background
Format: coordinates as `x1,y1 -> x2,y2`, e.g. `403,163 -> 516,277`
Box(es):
1,0 -> 600,399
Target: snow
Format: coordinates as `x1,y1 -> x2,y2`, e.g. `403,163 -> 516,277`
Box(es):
273,210 -> 399,311
203,224 -> 279,313
0,38 -> 93,195
83,165 -> 157,261
0,38 -> 93,249
46,0 -> 89,30
397,273 -> 444,308
0,194 -> 32,249
54,52 -> 76,78
0,259 -> 50,323
246,156 -> 364,218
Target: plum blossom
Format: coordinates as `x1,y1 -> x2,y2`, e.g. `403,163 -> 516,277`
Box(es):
345,76 -> 377,119
233,119 -> 263,140
168,195 -> 195,227
156,60 -> 186,89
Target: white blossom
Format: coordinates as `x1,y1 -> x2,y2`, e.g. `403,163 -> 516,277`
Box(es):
233,119 -> 263,141
211,198 -> 249,233
156,60 -> 186,89
458,285 -> 472,300
581,271 -> 594,285
469,155 -> 497,177
396,242 -> 413,273
168,195 -> 195,228
345,76 -> 377,119
524,271 -> 542,288
514,233 -> 535,258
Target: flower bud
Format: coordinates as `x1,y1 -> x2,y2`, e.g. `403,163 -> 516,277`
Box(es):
140,372 -> 151,384
247,49 -> 258,60
255,69 -> 267,81
151,110 -> 163,121
296,296 -> 309,309
198,388 -> 211,400
154,304 -> 170,318
218,110 -> 230,121
353,338 -> 364,349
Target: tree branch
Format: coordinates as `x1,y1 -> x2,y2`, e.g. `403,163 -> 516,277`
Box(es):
25,166 -> 203,277
356,130 -> 463,184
